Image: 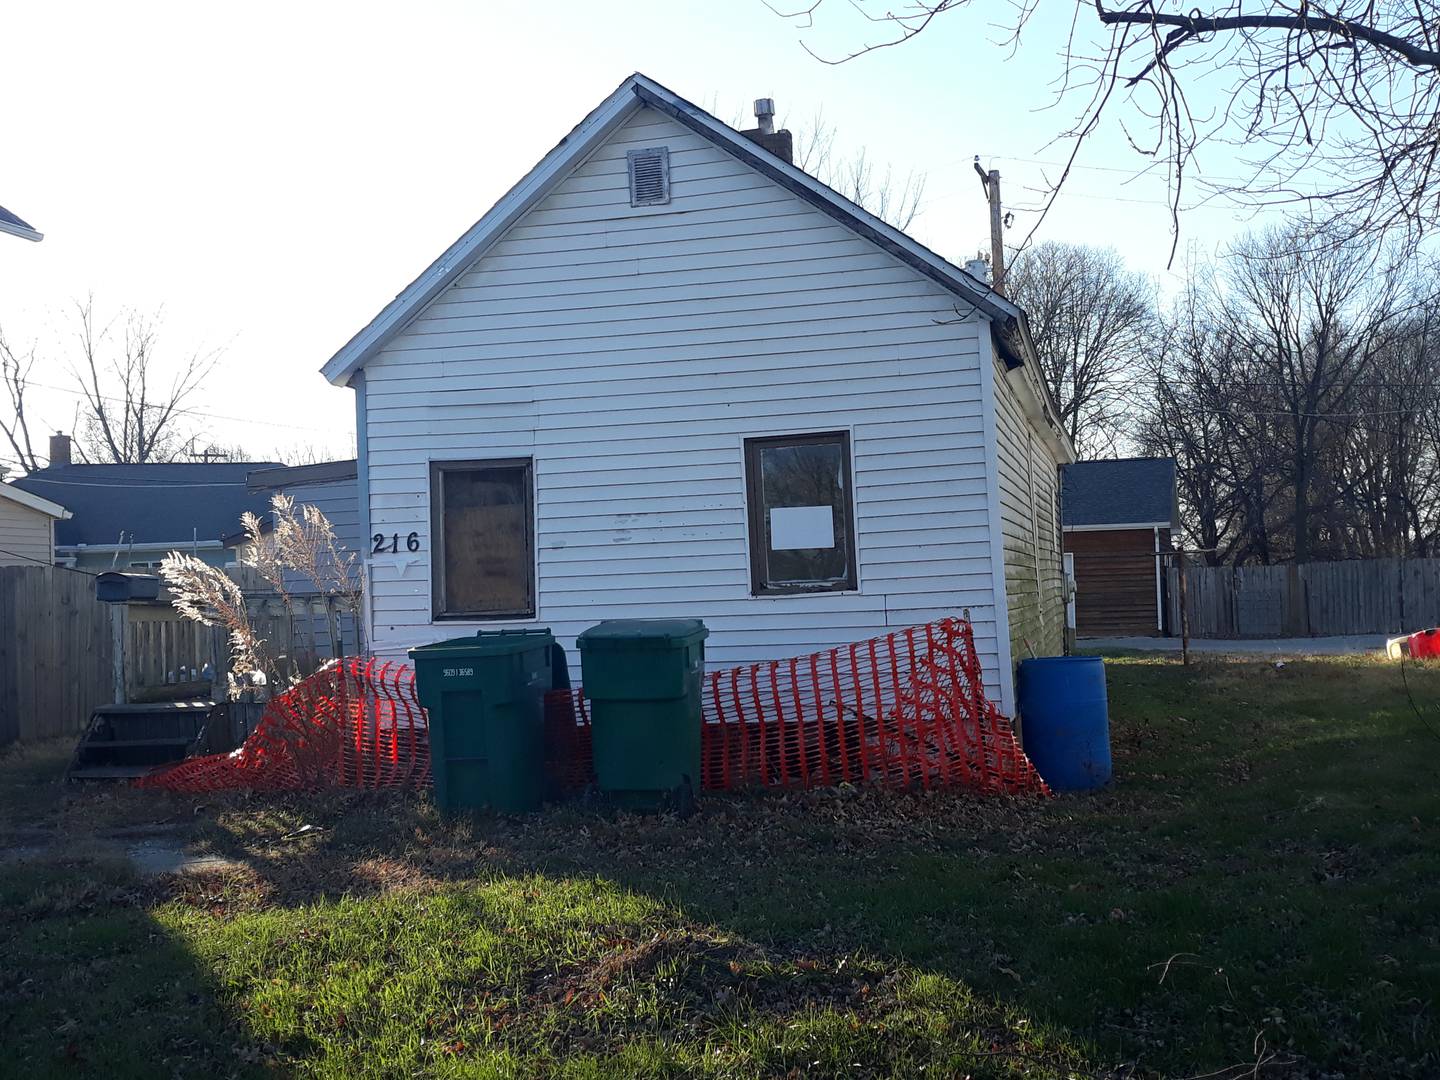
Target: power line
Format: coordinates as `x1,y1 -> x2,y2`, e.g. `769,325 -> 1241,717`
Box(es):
21,378 -> 353,436
0,546 -> 98,576
15,476 -> 250,489
969,152 -> 1256,186
969,152 -> 1342,197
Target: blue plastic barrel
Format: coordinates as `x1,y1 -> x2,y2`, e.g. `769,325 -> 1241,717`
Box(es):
1016,656 -> 1112,791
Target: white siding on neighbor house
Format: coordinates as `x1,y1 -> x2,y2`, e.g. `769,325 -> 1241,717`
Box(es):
0,497 -> 54,566
992,355 -> 1065,662
359,106 -> 1012,705
274,476 -> 364,654
276,478 -> 362,588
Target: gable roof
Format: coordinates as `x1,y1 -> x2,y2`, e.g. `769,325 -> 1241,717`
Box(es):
320,72 -> 1028,388
1061,458 -> 1177,529
10,462 -> 283,548
0,482 -> 69,520
0,204 -> 42,242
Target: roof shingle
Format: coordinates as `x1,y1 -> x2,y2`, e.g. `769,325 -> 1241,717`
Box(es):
1061,457 -> 1177,528
11,461 -> 283,547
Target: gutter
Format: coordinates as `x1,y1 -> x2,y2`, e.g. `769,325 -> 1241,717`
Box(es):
0,219 -> 43,243
59,540 -> 225,554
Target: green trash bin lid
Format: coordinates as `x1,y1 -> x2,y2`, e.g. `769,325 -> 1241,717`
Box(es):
577,619 -> 709,652
410,627 -> 554,658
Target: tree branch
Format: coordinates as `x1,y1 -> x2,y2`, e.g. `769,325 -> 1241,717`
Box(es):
1093,3 -> 1440,72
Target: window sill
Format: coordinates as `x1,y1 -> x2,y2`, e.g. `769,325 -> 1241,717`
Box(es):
433,611 -> 537,622
748,588 -> 862,599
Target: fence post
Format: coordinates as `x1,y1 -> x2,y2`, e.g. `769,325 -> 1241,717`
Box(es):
1178,549 -> 1190,665
1398,559 -> 1406,631
110,605 -> 126,705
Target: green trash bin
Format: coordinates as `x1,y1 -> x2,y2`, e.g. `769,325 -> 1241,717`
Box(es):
409,628 -> 555,813
577,619 -> 709,809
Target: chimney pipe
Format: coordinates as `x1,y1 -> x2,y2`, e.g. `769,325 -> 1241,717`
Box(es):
49,432 -> 71,468
754,98 -> 775,135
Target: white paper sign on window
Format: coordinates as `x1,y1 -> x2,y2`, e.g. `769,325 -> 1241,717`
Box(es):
770,505 -> 835,551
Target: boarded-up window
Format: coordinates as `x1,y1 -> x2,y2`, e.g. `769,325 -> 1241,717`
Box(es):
744,431 -> 858,595
430,460 -> 534,618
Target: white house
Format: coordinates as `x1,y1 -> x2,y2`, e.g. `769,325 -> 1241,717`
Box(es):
321,74 -> 1073,714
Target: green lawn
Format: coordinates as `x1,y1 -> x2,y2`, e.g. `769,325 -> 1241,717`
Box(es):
2,654 -> 1438,1078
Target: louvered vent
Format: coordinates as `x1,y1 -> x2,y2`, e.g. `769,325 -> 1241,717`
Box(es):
627,147 -> 670,207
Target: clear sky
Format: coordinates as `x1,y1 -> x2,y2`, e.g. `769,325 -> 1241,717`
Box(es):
0,1 -> 1275,471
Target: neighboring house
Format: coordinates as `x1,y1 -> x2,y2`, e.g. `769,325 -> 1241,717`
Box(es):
223,459 -> 364,654
319,74 -> 1074,713
0,203 -> 43,242
10,435 -> 281,573
0,482 -> 70,566
224,459 -> 362,580
1061,457 -> 1179,638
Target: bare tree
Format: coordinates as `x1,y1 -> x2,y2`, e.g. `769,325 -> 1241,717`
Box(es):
1322,296 -> 1440,556
771,1 -> 1440,256
1139,273 -> 1251,562
1139,225 -> 1440,562
1223,225 -> 1415,560
267,441 -> 337,466
70,296 -> 221,464
792,109 -> 927,229
1004,242 -> 1156,455
0,325 -> 43,474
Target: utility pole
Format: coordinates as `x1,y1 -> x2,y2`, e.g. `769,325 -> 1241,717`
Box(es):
973,156 -> 1006,296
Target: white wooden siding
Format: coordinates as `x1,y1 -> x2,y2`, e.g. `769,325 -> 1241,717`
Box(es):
360,107 -> 1008,701
0,498 -> 54,566
992,356 -> 1065,662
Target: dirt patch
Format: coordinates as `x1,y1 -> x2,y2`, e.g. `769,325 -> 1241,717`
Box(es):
0,830 -> 244,879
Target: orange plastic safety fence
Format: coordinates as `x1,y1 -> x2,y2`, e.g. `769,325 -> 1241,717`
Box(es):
549,616 -> 1048,798
135,658 -> 429,793
138,618 -> 1048,798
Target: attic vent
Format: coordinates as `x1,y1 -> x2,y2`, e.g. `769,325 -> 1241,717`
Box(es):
627,147 -> 671,206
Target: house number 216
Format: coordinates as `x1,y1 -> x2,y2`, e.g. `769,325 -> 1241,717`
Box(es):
372,532 -> 421,554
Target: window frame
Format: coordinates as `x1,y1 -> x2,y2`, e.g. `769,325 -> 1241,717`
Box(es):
743,430 -> 859,597
429,457 -> 536,621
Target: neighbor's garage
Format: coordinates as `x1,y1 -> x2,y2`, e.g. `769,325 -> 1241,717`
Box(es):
1061,458 -> 1178,638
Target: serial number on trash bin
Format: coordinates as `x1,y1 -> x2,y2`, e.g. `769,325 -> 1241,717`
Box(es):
442,667 -> 474,677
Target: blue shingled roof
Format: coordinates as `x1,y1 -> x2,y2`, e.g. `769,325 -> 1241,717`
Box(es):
1061,457 -> 1177,528
11,462 -> 283,548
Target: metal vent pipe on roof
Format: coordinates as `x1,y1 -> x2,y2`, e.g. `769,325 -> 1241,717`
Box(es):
754,98 -> 775,135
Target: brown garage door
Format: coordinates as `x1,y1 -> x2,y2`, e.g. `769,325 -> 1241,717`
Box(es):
1065,528 -> 1164,637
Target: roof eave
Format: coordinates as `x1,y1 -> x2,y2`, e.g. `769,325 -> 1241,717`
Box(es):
57,540 -> 226,553
0,483 -> 70,519
628,75 -> 1020,326
1063,520 -> 1174,532
0,219 -> 43,243
247,459 -> 358,492
319,77 -> 648,386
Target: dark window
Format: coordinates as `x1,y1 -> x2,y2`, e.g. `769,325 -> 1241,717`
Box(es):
430,459 -> 534,619
744,431 -> 858,595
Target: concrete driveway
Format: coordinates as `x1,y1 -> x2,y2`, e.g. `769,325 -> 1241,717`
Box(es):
1080,635 -> 1389,656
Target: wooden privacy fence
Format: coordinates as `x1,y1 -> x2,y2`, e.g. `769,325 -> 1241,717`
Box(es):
1,563 -> 364,746
1170,558 -> 1440,638
0,566 -> 114,746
